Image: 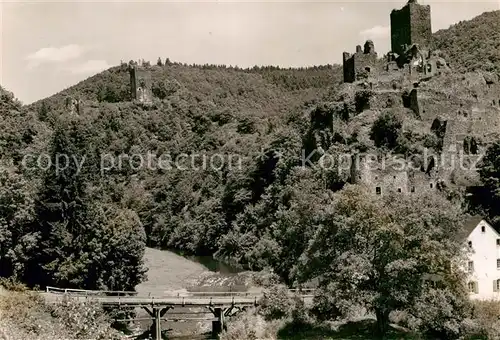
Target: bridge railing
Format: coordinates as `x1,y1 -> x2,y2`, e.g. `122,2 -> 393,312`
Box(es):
46,286 -> 138,297
45,286 -> 316,300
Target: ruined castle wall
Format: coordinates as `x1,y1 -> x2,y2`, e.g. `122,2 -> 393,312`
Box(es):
391,6 -> 411,56
409,170 -> 436,194
130,67 -> 152,103
354,155 -> 411,196
343,48 -> 378,83
390,1 -> 432,56
409,3 -> 432,52
353,53 -> 378,80
343,53 -> 356,83
409,89 -> 459,122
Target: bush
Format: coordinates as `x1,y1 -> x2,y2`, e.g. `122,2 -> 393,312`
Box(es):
311,285 -> 367,322
412,286 -> 472,339
466,300 -> 500,339
258,285 -> 293,321
0,291 -> 119,340
0,277 -> 28,292
220,311 -> 282,340
370,111 -> 403,150
354,90 -> 373,113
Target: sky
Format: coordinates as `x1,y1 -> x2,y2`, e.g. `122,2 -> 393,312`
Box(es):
1,0 -> 499,104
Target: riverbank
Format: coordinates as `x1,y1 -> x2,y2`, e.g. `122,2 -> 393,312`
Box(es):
134,247 -> 258,338
136,247 -> 209,295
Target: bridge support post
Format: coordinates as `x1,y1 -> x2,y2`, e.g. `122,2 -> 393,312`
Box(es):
154,308 -> 161,340
211,307 -> 224,338
142,306 -> 171,340
208,306 -> 234,338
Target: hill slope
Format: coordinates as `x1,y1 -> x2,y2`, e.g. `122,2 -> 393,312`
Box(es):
8,10 -> 500,284
433,10 -> 500,73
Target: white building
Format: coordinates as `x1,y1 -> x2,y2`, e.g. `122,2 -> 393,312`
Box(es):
462,216 -> 500,300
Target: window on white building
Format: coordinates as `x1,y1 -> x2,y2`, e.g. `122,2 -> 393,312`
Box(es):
468,261 -> 474,273
497,259 -> 500,269
495,279 -> 500,292
497,239 -> 500,246
468,281 -> 478,293
481,226 -> 486,233
468,241 -> 472,248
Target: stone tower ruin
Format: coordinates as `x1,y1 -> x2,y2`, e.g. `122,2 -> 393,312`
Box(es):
65,96 -> 83,115
390,0 -> 432,56
343,40 -> 378,83
129,65 -> 152,104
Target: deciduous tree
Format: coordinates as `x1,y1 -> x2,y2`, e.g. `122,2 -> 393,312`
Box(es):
296,185 -> 466,336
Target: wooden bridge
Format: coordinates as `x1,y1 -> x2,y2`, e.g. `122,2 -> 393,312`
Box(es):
42,286 -> 315,339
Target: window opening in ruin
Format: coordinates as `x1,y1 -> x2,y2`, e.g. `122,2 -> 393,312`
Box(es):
430,183 -> 433,189
397,188 -> 402,193
411,187 -> 415,193
376,187 -> 381,195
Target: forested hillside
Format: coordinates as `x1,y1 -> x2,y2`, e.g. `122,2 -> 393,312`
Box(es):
433,10 -> 500,73
2,10 -> 500,290
25,62 -> 333,282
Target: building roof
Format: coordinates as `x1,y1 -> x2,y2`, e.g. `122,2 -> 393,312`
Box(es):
456,215 -> 484,241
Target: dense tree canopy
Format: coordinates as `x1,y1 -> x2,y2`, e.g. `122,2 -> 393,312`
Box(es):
1,9 -> 500,294
295,185 -> 467,335
433,11 -> 500,73
26,115 -> 146,290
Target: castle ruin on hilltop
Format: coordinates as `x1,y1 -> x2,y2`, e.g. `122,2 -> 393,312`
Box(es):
129,61 -> 153,104
343,0 -> 439,84
65,96 -> 84,115
343,41 -> 378,83
335,0 -> 500,196
390,0 -> 432,56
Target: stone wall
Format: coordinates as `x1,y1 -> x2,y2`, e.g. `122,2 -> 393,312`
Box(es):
130,66 -> 152,103
65,97 -> 83,115
351,154 -> 438,196
343,41 -> 378,83
390,0 -> 432,56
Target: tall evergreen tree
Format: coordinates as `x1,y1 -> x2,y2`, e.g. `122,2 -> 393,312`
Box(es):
26,114 -> 146,290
